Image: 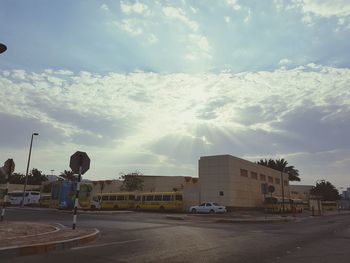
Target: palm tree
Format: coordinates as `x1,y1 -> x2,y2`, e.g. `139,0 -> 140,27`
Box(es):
256,158 -> 300,181
59,170 -> 77,181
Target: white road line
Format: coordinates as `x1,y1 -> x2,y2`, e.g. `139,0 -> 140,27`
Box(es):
71,239 -> 143,250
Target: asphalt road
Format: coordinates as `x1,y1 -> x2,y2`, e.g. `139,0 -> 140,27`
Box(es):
2,209 -> 350,263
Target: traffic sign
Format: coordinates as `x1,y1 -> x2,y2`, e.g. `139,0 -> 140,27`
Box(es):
3,159 -> 15,175
69,151 -> 90,175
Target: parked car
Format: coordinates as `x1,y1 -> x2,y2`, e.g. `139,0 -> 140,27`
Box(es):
189,202 -> 226,214
90,196 -> 101,210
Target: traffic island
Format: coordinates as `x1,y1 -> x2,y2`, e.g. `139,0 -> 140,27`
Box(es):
0,222 -> 99,258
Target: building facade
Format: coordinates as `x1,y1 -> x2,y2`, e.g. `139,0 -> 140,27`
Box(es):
289,185 -> 313,201
199,155 -> 291,209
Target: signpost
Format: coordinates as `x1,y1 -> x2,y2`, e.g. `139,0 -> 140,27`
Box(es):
1,159 -> 15,222
69,151 -> 90,229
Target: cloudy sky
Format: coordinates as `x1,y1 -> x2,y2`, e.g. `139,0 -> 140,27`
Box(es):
0,0 -> 349,187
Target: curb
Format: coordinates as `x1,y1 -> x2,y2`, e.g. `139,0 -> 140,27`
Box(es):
7,207 -> 133,214
165,215 -> 185,220
0,228 -> 100,258
214,218 -> 296,224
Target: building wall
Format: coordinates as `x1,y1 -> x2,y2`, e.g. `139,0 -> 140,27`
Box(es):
199,155 -> 291,208
0,184 -> 41,192
289,185 -> 313,201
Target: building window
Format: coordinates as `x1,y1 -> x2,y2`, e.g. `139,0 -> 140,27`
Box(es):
240,169 -> 248,177
268,176 -> 274,183
291,191 -> 298,195
260,174 -> 266,181
275,178 -> 281,185
284,180 -> 289,186
219,191 -> 224,196
251,172 -> 258,179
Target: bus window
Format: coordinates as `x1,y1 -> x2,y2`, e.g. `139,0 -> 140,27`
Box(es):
135,196 -> 141,201
129,195 -> 135,200
102,195 -> 109,201
146,195 -> 154,201
117,195 -> 125,201
162,195 -> 171,201
175,194 -> 183,201
154,195 -> 162,201
142,196 -> 146,201
109,195 -> 117,201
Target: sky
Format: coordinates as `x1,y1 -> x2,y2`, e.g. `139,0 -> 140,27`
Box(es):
0,0 -> 349,188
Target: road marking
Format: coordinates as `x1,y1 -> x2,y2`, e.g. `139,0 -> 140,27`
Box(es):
71,239 -> 143,250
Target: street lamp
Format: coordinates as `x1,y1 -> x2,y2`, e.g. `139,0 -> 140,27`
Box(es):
281,167 -> 286,214
21,132 -> 39,207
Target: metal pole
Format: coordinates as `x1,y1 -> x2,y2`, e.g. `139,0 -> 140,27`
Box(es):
281,168 -> 285,215
72,166 -> 82,230
22,134 -> 34,207
1,162 -> 13,222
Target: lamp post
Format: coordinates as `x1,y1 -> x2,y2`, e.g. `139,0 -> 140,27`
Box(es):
281,167 -> 286,215
21,132 -> 39,207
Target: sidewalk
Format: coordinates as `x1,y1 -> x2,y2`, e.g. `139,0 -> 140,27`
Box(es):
0,222 -> 99,258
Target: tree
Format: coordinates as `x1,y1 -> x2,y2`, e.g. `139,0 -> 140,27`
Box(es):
310,181 -> 340,201
119,171 -> 144,192
59,170 -> 77,181
27,168 -> 48,185
8,173 -> 25,184
256,158 -> 301,181
1,169 -> 47,185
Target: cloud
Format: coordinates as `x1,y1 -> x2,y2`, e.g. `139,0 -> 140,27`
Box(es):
147,34 -> 158,44
162,6 -> 199,32
225,0 -> 242,11
100,3 -> 109,11
244,8 -> 252,23
1,65 -> 349,184
120,1 -> 150,16
115,19 -> 143,35
279,0 -> 350,27
279,58 -> 292,66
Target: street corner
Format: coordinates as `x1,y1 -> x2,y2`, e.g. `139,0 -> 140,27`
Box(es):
0,222 -> 99,258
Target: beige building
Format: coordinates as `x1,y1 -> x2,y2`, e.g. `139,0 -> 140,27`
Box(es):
199,155 -> 291,209
289,185 -> 313,201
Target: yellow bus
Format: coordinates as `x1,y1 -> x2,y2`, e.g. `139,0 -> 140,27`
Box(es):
321,201 -> 338,211
264,197 -> 304,213
97,192 -> 135,210
134,192 -> 183,211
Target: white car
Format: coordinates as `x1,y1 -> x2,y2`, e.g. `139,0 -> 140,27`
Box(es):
189,202 -> 227,214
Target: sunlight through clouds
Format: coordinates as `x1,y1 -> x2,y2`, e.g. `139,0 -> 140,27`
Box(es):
0,64 -> 349,183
